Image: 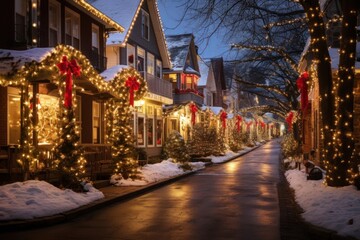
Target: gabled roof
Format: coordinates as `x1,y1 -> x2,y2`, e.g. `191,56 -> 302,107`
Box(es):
166,34 -> 193,70
166,33 -> 200,75
211,58 -> 227,91
86,0 -> 141,45
86,0 -> 171,68
73,0 -> 124,32
198,57 -> 210,86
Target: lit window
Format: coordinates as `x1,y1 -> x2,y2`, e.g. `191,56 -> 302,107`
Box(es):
156,119 -> 162,146
49,0 -> 60,47
147,118 -> 154,146
137,47 -> 145,76
156,60 -> 162,78
137,117 -> 145,146
147,53 -> 154,75
8,95 -> 21,145
92,101 -> 100,144
65,8 -> 80,49
141,10 -> 149,40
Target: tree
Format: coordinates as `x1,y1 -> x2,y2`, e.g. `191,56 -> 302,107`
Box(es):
163,130 -> 190,164
179,0 -> 360,186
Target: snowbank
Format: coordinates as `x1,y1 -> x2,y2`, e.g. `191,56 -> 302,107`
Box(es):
286,169 -> 360,239
0,180 -> 104,221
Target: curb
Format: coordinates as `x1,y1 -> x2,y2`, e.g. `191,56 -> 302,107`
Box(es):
0,144 -> 262,232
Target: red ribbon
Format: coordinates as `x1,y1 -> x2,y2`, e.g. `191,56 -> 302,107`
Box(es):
220,111 -> 227,129
236,115 -> 242,132
286,111 -> 294,131
125,76 -> 140,106
260,121 -> 266,129
296,72 -> 309,115
57,56 -> 81,109
189,103 -> 198,125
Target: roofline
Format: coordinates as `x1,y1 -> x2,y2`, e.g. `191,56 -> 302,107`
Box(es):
73,0 -> 125,32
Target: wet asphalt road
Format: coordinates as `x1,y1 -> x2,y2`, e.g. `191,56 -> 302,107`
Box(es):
1,141 -> 281,240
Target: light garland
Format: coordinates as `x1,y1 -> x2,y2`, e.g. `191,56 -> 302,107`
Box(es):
105,67 -> 147,179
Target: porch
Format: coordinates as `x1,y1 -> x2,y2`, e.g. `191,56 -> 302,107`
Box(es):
0,144 -> 114,185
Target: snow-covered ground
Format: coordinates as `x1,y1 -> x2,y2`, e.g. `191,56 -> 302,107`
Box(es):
0,180 -> 104,221
286,169 -> 360,239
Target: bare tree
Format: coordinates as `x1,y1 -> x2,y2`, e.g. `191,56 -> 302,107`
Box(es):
178,0 -> 360,186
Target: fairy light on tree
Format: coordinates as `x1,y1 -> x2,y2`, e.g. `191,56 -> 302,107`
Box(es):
105,67 -> 147,180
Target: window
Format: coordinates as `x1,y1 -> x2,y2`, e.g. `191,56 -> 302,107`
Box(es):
156,60 -> 162,78
137,117 -> 145,146
49,0 -> 60,47
147,118 -> 154,146
15,0 -> 27,42
137,47 -> 145,75
156,119 -> 162,146
75,95 -> 82,142
8,95 -> 21,144
147,53 -> 154,75
127,44 -> 135,67
141,10 -> 149,40
186,75 -> 192,89
65,8 -> 80,49
91,24 -> 100,68
92,101 -> 100,144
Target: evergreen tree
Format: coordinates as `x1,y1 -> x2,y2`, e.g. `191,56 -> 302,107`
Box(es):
164,130 -> 190,164
53,108 -> 86,190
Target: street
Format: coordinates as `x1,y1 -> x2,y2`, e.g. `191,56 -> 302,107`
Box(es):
1,141 -> 281,240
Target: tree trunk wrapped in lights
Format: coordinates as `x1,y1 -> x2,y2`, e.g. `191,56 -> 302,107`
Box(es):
105,67 -> 147,180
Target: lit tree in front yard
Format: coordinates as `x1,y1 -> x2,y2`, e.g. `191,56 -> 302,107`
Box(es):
105,67 -> 147,180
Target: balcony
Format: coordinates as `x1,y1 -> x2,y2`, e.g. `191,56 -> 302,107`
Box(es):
173,88 -> 204,105
145,73 -> 173,99
89,48 -> 107,72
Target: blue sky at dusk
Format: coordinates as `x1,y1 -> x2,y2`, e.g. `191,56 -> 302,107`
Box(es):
157,1 -> 231,59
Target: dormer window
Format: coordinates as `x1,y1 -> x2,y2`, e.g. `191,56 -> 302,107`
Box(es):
141,10 -> 149,41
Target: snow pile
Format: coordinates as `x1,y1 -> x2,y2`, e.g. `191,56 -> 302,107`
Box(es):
286,169 -> 360,239
110,160 -> 206,186
0,180 -> 104,221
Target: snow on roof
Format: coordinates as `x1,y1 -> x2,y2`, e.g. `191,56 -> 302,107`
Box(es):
329,48 -> 360,69
100,65 -> 129,81
0,48 -> 53,75
184,66 -> 199,75
86,0 -> 141,45
166,34 -> 193,69
198,58 -> 210,86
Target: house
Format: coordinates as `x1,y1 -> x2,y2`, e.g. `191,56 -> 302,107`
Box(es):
0,0 -> 123,183
86,0 -> 173,160
298,0 -> 360,163
161,33 -> 204,141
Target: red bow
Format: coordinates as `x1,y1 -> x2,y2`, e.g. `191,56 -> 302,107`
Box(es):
260,121 -> 266,129
125,76 -> 140,106
57,56 -> 81,109
236,115 -> 242,132
296,72 -> 309,115
220,111 -> 227,129
286,111 -> 294,131
189,103 -> 198,125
